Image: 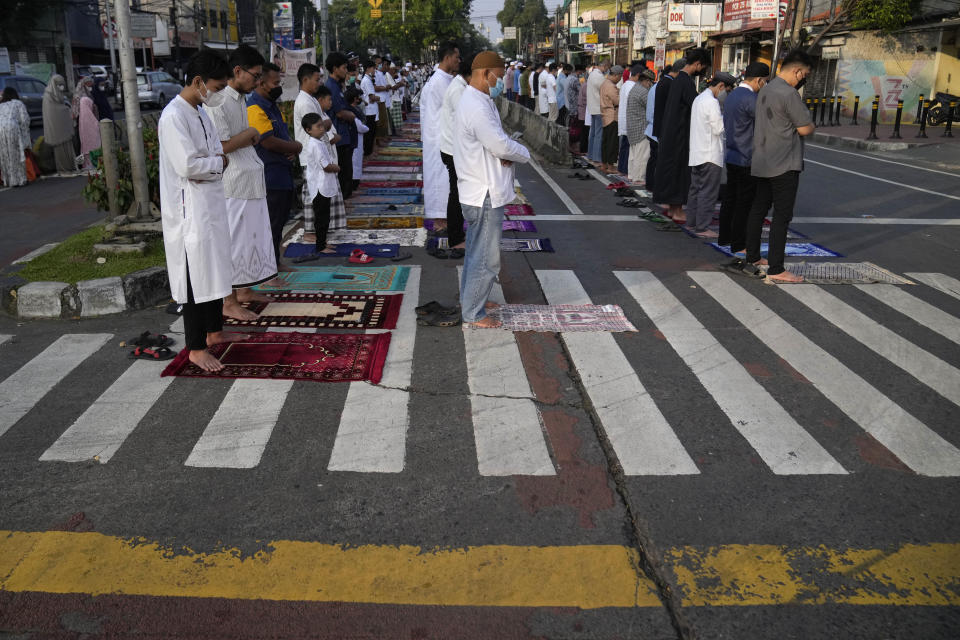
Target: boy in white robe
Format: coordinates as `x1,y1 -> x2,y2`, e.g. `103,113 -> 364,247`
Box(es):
158,50 -> 247,372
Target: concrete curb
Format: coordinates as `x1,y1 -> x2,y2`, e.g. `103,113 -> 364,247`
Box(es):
3,267 -> 170,319
812,131 -> 928,152
496,97 -> 569,164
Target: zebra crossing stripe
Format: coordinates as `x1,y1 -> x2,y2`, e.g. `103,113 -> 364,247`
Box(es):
691,272 -> 960,476
0,334 -> 113,439
782,285 -> 960,408
905,272 -> 960,303
855,284 -> 960,346
536,270 -> 699,475
0,335 -> 12,346
40,361 -> 175,463
615,271 -> 846,475
460,267 -> 555,476
328,267 -> 420,473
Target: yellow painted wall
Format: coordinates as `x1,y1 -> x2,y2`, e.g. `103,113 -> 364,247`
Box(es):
935,50 -> 960,96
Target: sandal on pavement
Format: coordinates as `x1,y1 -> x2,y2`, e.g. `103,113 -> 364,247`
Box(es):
448,248 -> 465,259
390,252 -> 412,262
129,346 -> 176,361
127,330 -> 174,348
655,222 -> 682,232
416,310 -> 462,327
348,249 -> 375,264
416,301 -> 457,316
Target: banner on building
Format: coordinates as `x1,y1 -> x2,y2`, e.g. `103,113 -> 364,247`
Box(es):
130,11 -> 157,38
270,42 -> 316,102
274,2 -> 294,48
750,0 -> 777,19
14,62 -> 55,84
654,40 -> 666,70
610,23 -> 629,39
668,4 -> 722,31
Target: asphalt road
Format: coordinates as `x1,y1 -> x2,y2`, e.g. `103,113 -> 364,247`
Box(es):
1,139 -> 959,638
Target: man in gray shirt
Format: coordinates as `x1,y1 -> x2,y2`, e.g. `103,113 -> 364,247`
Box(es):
744,49 -> 816,283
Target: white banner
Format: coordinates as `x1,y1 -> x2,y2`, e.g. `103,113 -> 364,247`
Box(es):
270,42 -> 316,102
750,0 -> 776,19
503,26 -> 517,39
668,3 -> 723,31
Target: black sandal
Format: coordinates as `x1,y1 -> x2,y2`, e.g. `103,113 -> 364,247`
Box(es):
416,301 -> 458,316
129,346 -> 176,361
127,330 -> 174,348
390,252 -> 412,262
416,310 -> 462,327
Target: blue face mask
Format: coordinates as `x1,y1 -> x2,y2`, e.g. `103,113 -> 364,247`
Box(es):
489,77 -> 504,99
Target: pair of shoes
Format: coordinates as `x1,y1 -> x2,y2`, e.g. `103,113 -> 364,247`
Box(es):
126,330 -> 174,349
129,345 -> 176,361
568,172 -> 590,180
417,309 -> 462,327
606,181 -> 627,190
415,300 -> 460,316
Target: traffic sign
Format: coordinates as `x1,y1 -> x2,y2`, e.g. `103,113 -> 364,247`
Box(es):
371,8 -> 382,18
503,26 -> 517,39
369,0 -> 383,7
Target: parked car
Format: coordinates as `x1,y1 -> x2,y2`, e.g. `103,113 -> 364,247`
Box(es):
0,75 -> 47,124
74,64 -> 114,94
116,71 -> 181,108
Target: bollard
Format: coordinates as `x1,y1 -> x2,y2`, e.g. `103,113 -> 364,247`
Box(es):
98,118 -> 120,219
867,99 -> 879,139
890,100 -> 904,138
811,98 -> 819,124
917,100 -> 929,138
943,101 -> 956,138
834,96 -> 842,127
827,96 -> 835,125
806,97 -> 813,120
915,94 -> 925,124
851,96 -> 860,124
819,97 -> 827,126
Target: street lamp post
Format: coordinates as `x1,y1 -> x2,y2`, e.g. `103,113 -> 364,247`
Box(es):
114,0 -> 151,219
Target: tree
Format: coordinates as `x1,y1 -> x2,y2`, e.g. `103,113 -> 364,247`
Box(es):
1,0 -> 63,48
804,0 -> 919,52
496,0 -> 549,61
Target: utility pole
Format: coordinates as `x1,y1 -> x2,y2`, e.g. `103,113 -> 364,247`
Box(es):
114,0 -> 151,219
58,6 -> 75,89
105,0 -> 118,83
554,7 -> 559,62
170,3 -> 181,79
791,0 -> 808,47
319,0 -> 329,64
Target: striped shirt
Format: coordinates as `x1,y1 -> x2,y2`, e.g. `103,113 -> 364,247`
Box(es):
204,84 -> 266,200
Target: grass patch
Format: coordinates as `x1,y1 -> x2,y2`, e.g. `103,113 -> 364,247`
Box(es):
17,226 -> 166,284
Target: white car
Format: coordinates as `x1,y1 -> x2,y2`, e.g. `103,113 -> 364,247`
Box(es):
116,71 -> 182,108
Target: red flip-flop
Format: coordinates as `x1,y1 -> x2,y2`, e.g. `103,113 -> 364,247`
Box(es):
348,249 -> 374,264
606,181 -> 627,190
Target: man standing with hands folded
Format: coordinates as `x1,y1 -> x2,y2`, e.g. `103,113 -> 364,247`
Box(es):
454,51 -> 531,329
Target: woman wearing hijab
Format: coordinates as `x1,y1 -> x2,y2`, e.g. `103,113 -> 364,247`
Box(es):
91,78 -> 114,121
0,87 -> 31,187
42,74 -> 76,174
78,90 -> 101,169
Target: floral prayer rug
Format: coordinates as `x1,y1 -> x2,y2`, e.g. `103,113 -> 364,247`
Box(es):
222,292 -> 402,329
709,242 -> 842,258
504,204 -> 535,216
364,160 -> 423,167
491,304 -> 637,332
283,243 -> 400,258
358,187 -> 423,195
360,165 -> 422,173
252,265 -> 410,292
362,173 -> 423,181
328,228 -> 427,246
500,238 -> 554,252
359,181 -> 423,188
348,195 -> 422,205
162,331 -> 391,384
424,219 -> 536,233
347,216 -> 423,229
347,204 -> 424,216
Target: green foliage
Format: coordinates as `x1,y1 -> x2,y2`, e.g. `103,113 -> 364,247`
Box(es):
81,127 -> 161,214
849,0 -> 916,33
17,226 -> 166,284
497,0 -> 550,60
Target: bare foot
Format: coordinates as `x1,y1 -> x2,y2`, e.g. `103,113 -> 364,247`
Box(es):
753,258 -> 769,266
465,315 -> 503,329
319,247 -> 337,254
261,278 -> 287,289
452,242 -> 466,249
279,264 -> 297,272
223,301 -> 259,322
695,229 -> 719,239
236,289 -> 273,304
767,270 -> 804,284
484,301 -> 500,311
302,232 -> 317,243
188,349 -> 224,372
207,331 -> 250,347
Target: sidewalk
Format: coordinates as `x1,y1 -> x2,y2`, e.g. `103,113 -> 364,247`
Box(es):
812,121 -> 960,151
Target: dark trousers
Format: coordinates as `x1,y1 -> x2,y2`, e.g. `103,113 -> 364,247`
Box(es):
745,171 -> 800,276
312,192 -> 331,251
601,122 -> 619,165
265,188 -> 293,266
557,106 -> 568,125
718,163 -> 757,252
336,144 -> 354,198
364,116 -> 376,155
617,135 -> 630,174
579,117 -> 589,153
645,137 -> 658,189
182,265 -> 223,351
440,151 -> 466,247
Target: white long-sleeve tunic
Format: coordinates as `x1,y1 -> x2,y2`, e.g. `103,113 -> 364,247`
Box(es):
419,68 -> 454,219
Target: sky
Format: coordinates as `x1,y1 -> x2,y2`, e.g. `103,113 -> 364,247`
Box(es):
470,0 -> 565,43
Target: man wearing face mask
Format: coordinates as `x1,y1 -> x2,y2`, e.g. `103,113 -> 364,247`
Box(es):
654,49 -> 712,224
686,72 -> 736,237
454,51 -> 530,329
247,62 -> 303,269
718,61 -> 769,257
204,44 -> 278,322
744,49 -> 815,284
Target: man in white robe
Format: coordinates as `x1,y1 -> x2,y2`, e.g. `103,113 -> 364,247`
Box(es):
419,41 -> 461,229
206,44 -> 278,321
158,51 -> 246,372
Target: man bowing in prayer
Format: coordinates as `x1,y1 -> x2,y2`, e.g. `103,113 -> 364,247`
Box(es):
653,49 -> 712,224
158,50 -> 246,372
420,41 -> 461,234
205,44 -> 278,321
454,51 -> 530,329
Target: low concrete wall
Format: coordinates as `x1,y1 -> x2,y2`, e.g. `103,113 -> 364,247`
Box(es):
495,97 -> 569,165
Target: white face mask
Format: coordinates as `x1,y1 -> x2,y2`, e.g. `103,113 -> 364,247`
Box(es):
199,82 -> 225,107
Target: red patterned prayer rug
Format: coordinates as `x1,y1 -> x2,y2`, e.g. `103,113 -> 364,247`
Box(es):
504,204 -> 535,216
222,293 -> 403,329
359,181 -> 423,188
161,332 -> 391,383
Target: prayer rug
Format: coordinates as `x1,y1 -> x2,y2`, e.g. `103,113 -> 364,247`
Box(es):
361,165 -> 422,173
365,160 -> 422,167
424,219 -> 536,232
386,141 -> 422,147
349,195 -> 422,205
376,150 -> 423,157
359,187 -> 423,195
359,181 -> 422,188
500,238 -> 554,252
222,292 -> 402,329
329,228 -> 427,246
362,173 -> 423,181
505,204 -> 535,216
252,265 -> 410,292
710,242 -> 842,258
778,262 -> 914,285
347,216 -> 423,229
347,204 -> 424,216
283,243 -> 400,258
491,304 -> 637,332
162,331 -> 391,384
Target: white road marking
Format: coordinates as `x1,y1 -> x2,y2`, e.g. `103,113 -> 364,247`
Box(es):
855,284 -> 960,346
537,270 -> 699,475
12,243 -> 60,265
528,156 -> 585,215
792,217 -> 960,225
40,362 -> 175,463
691,272 -> 960,476
782,284 -> 960,408
0,334 -> 113,439
169,316 -> 184,333
807,144 -> 960,178
805,159 -> 960,201
617,271 -> 845,475
586,168 -> 612,185
0,335 -> 12,346
327,268 -> 420,473
460,267 -> 555,476
906,272 -> 960,303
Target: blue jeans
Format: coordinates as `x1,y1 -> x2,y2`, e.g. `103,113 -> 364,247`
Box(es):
618,135 -> 630,174
588,114 -> 603,161
460,197 -> 504,323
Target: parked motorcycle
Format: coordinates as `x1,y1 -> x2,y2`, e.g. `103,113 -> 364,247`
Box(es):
926,92 -> 960,125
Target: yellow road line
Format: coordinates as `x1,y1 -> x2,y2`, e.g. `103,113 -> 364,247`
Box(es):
1,530 -> 958,608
